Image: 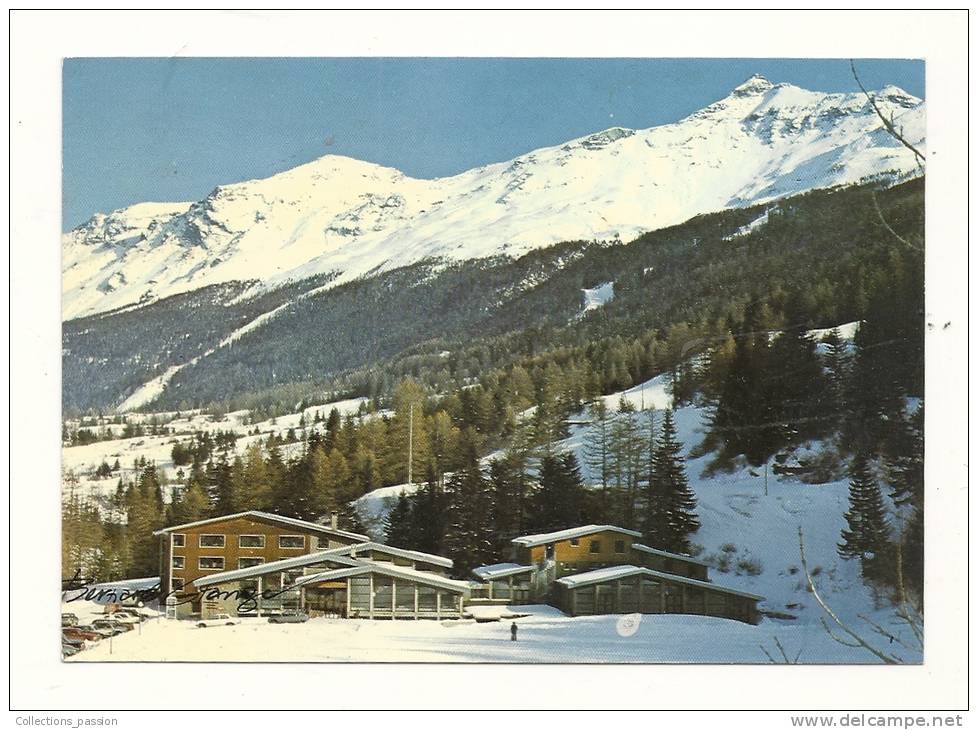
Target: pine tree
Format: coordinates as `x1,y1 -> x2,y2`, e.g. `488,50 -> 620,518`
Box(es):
767,293 -> 831,446
821,327 -> 851,427
412,465 -> 448,555
442,429 -> 493,577
528,452 -> 587,533
838,453 -> 892,578
707,303 -> 780,473
487,456 -> 526,555
583,400 -> 613,517
644,410 -> 699,553
384,492 -> 415,548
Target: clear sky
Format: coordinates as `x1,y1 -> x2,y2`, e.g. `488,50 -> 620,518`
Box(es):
62,57 -> 924,230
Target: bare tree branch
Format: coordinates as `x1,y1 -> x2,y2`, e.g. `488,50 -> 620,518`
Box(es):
858,612 -> 917,652
870,188 -> 922,251
894,523 -> 925,648
820,617 -> 863,648
759,644 -> 779,664
799,527 -> 903,664
850,59 -> 926,169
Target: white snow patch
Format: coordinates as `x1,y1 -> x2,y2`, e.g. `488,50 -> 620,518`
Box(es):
581,281 -> 615,314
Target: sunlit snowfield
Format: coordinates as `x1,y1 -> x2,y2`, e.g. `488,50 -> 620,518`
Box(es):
68,605 -> 882,664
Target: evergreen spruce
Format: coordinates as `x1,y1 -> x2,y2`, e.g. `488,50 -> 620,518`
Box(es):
838,453 -> 892,578
643,410 -> 699,553
442,429 -> 493,577
528,452 -> 588,533
384,492 -> 415,547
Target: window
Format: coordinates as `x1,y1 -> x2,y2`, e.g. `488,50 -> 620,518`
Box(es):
238,535 -> 265,548
545,544 -> 555,560
238,557 -> 265,569
198,557 -> 225,570
569,538 -> 580,547
282,569 -> 304,588
279,535 -> 304,549
589,540 -> 602,554
198,534 -> 225,548
171,556 -> 185,570
171,578 -> 184,592
615,539 -> 626,554
172,534 -> 185,548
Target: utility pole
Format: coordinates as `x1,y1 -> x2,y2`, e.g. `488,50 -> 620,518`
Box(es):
407,404 -> 413,485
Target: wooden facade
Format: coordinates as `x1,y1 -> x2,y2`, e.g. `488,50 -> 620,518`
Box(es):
154,511 -> 368,616
511,526 -> 644,577
469,525 -> 764,624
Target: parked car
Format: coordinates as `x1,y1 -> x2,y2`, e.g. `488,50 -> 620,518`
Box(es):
63,626 -> 102,642
62,634 -> 85,649
62,642 -> 81,658
77,624 -> 114,639
61,613 -> 79,627
91,618 -> 129,635
105,611 -> 140,624
196,614 -> 239,628
117,608 -> 153,621
268,611 -> 309,624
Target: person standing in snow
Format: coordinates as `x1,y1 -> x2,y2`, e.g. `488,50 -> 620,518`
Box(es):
511,622 -> 518,642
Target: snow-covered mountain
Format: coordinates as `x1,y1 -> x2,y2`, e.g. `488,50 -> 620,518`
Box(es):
62,75 -> 924,320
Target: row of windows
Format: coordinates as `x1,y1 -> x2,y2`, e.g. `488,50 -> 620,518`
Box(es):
172,556 -> 266,571
171,533 -> 305,550
547,538 -> 627,557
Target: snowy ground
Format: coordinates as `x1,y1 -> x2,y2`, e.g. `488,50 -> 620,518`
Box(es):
66,605 -> 880,664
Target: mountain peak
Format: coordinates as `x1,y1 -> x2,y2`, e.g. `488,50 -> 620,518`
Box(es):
731,74 -> 775,96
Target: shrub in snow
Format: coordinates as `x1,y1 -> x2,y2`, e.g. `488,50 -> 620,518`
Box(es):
736,556 -> 763,576
705,552 -> 732,573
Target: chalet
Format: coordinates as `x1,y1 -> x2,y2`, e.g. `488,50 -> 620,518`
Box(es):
190,542 -> 467,619
469,524 -> 763,624
152,510 -> 369,617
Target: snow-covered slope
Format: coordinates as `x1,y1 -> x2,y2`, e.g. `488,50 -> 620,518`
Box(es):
63,75 -> 925,320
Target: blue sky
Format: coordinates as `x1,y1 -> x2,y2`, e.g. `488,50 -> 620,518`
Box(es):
62,57 -> 924,230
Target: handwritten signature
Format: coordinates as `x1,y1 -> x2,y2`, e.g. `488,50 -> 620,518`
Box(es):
61,570 -> 295,612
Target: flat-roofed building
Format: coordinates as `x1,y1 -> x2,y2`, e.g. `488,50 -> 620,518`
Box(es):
153,510 -> 369,617
191,542 -> 466,619
554,565 -> 762,624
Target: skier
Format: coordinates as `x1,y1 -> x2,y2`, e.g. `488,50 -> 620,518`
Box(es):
510,621 -> 518,642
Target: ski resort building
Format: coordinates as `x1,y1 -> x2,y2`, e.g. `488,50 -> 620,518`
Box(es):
554,566 -> 762,623
469,524 -> 762,624
155,513 -> 761,624
153,511 -> 369,617
188,540 -> 467,620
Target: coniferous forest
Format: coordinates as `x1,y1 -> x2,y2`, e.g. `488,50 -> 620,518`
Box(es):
62,177 -> 924,608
